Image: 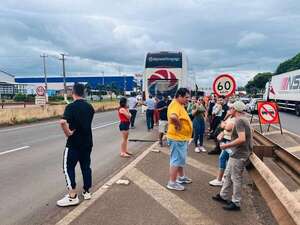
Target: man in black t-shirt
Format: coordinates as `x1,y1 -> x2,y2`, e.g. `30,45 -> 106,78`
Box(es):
57,83 -> 95,207
156,95 -> 170,147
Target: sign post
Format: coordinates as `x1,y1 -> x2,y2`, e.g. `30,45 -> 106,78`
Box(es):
257,101 -> 282,134
35,86 -> 46,106
213,74 -> 236,97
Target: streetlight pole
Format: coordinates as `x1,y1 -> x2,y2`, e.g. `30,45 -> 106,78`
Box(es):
60,53 -> 67,102
40,54 -> 48,103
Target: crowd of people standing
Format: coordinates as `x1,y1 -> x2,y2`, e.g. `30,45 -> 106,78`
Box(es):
57,83 -> 252,213
116,88 -> 253,211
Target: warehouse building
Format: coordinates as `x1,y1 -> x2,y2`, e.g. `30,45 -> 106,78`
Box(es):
15,74 -> 136,94
0,70 -> 26,97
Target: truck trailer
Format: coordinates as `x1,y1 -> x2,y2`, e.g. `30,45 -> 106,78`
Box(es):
264,69 -> 300,116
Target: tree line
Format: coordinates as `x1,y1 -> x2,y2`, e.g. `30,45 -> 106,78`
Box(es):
245,52 -> 300,94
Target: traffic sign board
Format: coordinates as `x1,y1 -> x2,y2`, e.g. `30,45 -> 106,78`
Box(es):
257,101 -> 279,124
36,86 -> 45,96
35,96 -> 46,105
213,74 -> 236,97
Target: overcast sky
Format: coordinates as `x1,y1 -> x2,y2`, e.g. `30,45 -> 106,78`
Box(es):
0,0 -> 300,87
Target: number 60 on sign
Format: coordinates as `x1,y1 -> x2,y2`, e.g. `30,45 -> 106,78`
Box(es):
213,74 -> 236,97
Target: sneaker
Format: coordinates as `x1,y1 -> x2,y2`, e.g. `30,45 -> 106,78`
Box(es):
208,148 -> 221,155
209,178 -> 223,186
176,176 -> 192,184
223,201 -> 241,211
82,191 -> 92,200
167,181 -> 185,191
212,194 -> 229,204
194,147 -> 200,153
200,146 -> 207,152
57,194 -> 79,207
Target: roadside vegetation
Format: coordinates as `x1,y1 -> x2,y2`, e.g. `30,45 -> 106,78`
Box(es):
0,99 -> 118,126
245,52 -> 300,95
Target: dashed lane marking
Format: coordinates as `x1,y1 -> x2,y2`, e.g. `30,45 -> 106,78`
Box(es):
0,146 -> 30,156
160,148 -> 218,176
55,142 -> 158,225
127,167 -> 218,225
92,121 -> 118,130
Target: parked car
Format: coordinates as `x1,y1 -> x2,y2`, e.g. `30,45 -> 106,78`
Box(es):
246,98 -> 262,114
240,97 -> 251,104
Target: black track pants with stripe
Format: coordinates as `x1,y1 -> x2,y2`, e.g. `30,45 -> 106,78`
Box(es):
63,147 -> 92,191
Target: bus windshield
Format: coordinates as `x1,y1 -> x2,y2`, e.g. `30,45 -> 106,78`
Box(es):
145,52 -> 182,68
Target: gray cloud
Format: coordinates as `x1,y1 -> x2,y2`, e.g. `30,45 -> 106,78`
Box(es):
0,0 -> 299,86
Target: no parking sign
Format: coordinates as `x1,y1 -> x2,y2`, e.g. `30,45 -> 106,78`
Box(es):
213,74 -> 236,97
257,101 -> 279,124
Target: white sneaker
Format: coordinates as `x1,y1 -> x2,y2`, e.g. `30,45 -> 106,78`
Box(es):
200,146 -> 207,152
194,147 -> 200,153
82,191 -> 92,200
209,179 -> 223,187
57,194 -> 80,207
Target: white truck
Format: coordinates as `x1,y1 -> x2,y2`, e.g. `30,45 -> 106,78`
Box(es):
264,69 -> 300,116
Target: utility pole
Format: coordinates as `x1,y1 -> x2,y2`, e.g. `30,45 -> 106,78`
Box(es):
60,53 -> 67,101
40,54 -> 48,103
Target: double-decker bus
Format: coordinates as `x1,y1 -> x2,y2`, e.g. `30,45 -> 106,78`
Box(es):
143,51 -> 188,99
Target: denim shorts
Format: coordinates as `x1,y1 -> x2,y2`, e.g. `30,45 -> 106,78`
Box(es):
119,122 -> 130,131
167,139 -> 188,167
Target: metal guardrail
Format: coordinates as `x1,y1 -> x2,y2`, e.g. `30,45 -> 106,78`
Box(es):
0,102 -> 35,109
250,130 -> 300,225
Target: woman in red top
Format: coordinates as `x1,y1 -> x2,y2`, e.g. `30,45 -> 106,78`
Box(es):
118,97 -> 132,158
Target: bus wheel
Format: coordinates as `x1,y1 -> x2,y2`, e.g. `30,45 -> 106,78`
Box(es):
296,104 -> 300,117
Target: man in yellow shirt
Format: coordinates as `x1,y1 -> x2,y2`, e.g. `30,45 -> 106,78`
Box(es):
166,88 -> 193,191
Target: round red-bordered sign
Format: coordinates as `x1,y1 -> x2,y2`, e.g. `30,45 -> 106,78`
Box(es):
257,101 -> 279,124
36,86 -> 45,96
213,74 -> 236,97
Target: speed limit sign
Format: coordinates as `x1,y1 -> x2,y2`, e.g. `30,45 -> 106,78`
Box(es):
213,74 -> 236,97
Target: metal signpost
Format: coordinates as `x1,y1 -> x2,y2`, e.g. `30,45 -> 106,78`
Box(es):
257,101 -> 282,134
35,86 -> 46,106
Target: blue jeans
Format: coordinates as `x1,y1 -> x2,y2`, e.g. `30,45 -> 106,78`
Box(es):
167,139 -> 188,167
219,150 -> 230,170
146,109 -> 154,129
193,118 -> 205,147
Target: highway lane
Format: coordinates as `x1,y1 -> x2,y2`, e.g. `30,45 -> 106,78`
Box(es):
0,110 -> 156,225
279,111 -> 300,135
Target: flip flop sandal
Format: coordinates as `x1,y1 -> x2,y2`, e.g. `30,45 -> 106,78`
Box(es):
120,153 -> 131,158
126,152 -> 134,155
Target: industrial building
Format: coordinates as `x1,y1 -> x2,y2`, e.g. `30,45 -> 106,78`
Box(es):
15,74 -> 137,95
0,70 -> 26,97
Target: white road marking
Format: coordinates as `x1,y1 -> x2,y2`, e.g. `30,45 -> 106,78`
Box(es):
92,121 -> 118,130
0,111 -> 115,133
0,121 -> 58,133
0,121 -> 118,156
55,142 -> 158,225
127,167 -> 218,225
0,146 -> 30,156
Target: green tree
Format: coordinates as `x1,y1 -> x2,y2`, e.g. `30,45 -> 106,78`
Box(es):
245,72 -> 273,94
85,83 -> 92,97
275,52 -> 300,74
96,84 -> 106,101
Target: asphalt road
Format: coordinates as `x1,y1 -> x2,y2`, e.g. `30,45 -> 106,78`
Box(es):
279,111 -> 300,135
0,110 -> 155,225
